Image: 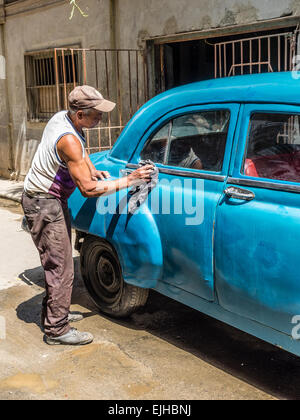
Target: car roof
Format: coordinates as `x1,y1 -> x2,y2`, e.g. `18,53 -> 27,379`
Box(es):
153,71 -> 300,106
110,72 -> 300,161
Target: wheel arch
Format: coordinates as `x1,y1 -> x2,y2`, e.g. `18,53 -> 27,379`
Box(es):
80,235 -> 149,318
78,205 -> 163,289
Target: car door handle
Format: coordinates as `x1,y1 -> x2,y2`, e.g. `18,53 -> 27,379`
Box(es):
224,186 -> 255,201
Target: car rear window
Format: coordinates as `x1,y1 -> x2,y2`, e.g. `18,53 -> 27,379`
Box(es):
243,113 -> 300,183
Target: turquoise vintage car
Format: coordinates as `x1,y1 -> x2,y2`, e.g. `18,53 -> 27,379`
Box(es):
69,71 -> 300,357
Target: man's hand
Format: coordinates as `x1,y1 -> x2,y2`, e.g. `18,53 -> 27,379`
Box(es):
91,170 -> 110,181
128,165 -> 155,186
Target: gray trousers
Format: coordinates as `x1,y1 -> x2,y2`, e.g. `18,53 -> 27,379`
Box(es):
21,192 -> 73,337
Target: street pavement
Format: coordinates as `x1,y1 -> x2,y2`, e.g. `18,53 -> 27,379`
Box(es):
0,193 -> 299,400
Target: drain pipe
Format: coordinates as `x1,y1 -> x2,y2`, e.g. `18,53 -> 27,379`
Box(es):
109,0 -> 117,51
0,3 -> 15,178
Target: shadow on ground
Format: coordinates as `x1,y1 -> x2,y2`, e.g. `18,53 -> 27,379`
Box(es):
17,257 -> 300,400
17,257 -> 98,333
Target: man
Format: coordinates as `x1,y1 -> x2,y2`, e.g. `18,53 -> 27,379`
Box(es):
22,85 -> 154,346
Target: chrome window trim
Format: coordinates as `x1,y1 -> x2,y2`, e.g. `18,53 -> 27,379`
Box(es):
228,176 -> 300,194
126,163 -> 225,181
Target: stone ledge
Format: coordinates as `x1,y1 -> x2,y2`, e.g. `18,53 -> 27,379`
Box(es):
5,0 -> 66,18
0,4 -> 5,23
0,178 -> 23,203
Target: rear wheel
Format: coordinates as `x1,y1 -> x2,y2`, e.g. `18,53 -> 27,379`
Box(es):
80,236 -> 149,318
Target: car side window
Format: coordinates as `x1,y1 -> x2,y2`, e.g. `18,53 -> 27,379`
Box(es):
243,113 -> 300,183
141,110 -> 231,172
140,123 -> 170,164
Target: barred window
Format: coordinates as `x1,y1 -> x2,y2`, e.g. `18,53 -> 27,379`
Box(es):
25,49 -> 79,122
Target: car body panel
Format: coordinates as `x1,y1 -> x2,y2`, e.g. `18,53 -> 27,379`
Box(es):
68,72 -> 300,357
69,152 -> 163,288
215,103 -> 300,336
128,103 -> 240,300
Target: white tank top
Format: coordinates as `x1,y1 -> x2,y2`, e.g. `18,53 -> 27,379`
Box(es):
24,111 -> 86,204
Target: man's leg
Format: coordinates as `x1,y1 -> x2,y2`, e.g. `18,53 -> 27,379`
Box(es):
22,194 -> 73,337
41,206 -> 74,337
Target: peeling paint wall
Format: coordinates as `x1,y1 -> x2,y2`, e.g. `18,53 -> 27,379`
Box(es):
1,0 -> 300,179
0,24 -> 11,179
1,0 -> 111,179
115,0 -> 300,48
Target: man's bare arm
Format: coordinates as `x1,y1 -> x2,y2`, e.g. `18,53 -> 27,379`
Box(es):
57,135 -> 153,198
85,153 -> 96,175
85,153 -> 110,181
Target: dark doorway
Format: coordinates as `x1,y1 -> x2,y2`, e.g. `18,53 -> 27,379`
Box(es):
155,26 -> 297,93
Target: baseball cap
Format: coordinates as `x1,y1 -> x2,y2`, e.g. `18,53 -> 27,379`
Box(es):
68,85 -> 116,113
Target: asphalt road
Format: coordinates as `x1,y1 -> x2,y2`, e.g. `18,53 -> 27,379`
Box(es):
1,198 -> 299,400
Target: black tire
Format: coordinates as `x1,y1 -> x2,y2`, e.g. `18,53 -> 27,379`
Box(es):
80,236 -> 149,318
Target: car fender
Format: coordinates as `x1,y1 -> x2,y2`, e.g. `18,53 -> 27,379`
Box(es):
69,187 -> 163,289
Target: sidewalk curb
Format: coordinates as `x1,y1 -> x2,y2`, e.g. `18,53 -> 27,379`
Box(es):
0,193 -> 22,204
0,179 -> 23,204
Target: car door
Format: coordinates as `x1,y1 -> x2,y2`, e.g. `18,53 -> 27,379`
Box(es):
128,104 -> 240,301
215,104 -> 300,335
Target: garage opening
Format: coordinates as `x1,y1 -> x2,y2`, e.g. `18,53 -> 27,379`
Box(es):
155,26 -> 298,93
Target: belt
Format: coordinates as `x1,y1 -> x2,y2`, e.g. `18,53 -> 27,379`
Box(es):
24,191 -> 56,200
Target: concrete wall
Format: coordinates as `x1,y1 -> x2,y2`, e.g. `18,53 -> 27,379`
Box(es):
1,0 -> 300,179
115,0 -> 300,48
0,1 -> 11,179
2,0 -> 111,179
